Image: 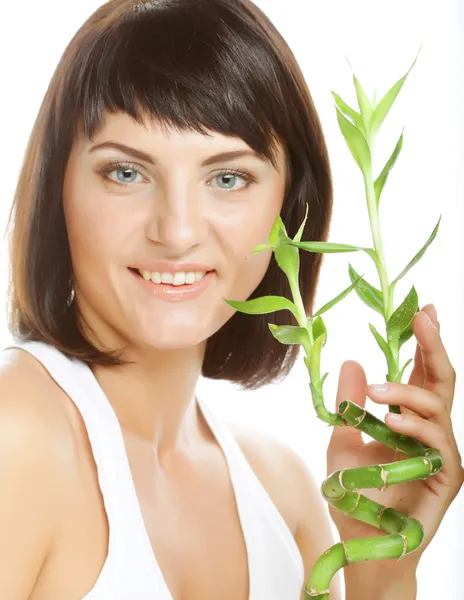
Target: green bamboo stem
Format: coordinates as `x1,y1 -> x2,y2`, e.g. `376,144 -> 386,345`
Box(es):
223,48 -> 443,599
303,402 -> 442,598
282,268 -> 442,598
286,254 -> 441,599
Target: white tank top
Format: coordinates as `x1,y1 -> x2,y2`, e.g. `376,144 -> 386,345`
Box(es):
2,340 -> 304,599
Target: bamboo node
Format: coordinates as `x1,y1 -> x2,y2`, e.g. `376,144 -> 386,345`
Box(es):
346,491 -> 361,514
353,407 -> 367,427
378,466 -> 388,492
306,585 -> 331,597
341,540 -> 351,565
378,506 -> 386,525
398,533 -> 408,558
338,469 -> 348,491
421,457 -> 433,473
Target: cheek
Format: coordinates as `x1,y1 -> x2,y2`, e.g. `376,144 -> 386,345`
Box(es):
64,191 -> 129,265
215,190 -> 283,298
220,200 -> 282,260
221,223 -> 274,302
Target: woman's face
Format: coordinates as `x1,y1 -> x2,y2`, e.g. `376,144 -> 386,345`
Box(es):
63,111 -> 287,352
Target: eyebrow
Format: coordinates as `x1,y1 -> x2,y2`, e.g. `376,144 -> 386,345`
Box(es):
88,141 -> 271,167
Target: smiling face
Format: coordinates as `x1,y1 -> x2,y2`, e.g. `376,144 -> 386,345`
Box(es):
62,110 -> 287,354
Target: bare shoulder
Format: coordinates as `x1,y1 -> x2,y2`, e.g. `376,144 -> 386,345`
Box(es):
0,348 -> 76,445
0,348 -> 77,598
227,420 -> 342,600
0,347 -> 77,487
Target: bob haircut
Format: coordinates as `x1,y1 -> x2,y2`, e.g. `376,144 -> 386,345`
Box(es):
6,0 -> 333,391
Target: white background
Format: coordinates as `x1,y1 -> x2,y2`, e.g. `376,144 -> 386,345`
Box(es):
0,1 -> 462,598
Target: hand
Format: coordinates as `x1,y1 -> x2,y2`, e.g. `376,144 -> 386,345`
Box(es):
326,303 -> 464,578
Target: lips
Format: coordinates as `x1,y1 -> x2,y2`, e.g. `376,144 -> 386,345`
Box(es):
129,266 -> 216,302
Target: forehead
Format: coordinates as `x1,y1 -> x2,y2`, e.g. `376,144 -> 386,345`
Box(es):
76,110 -> 285,166
82,111 -> 246,150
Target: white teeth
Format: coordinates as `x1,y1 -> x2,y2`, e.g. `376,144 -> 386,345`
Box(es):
173,272 -> 185,286
137,269 -> 207,285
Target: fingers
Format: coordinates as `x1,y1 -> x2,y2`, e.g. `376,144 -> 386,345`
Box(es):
407,340 -> 425,388
366,382 -> 449,421
411,305 -> 456,410
407,304 -> 438,389
384,411 -> 464,494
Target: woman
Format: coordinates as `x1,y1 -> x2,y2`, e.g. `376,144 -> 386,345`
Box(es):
0,0 -> 461,599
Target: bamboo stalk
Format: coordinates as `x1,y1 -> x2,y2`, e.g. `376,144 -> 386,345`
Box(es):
223,46 -> 444,599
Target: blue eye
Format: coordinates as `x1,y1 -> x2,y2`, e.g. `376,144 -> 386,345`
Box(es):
100,161 -> 145,185
211,170 -> 255,191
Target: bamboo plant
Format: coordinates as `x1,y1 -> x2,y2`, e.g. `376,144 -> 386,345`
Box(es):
223,46 -> 443,599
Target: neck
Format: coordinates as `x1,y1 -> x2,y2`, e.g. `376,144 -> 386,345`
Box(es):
91,340 -> 207,462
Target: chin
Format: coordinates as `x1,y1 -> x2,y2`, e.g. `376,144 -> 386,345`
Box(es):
128,323 -> 209,351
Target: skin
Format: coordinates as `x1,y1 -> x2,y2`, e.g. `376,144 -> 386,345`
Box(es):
63,109 -> 287,461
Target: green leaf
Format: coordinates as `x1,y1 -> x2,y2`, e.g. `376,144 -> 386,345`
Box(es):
369,45 -> 422,139
283,240 -> 365,254
332,91 -> 364,133
313,273 -> 365,318
294,202 -> 309,243
268,324 -> 310,346
223,295 -> 297,319
348,263 -> 384,315
374,128 -> 404,209
268,214 -> 287,246
336,107 -> 372,173
398,358 -> 413,382
398,306 -> 421,348
386,286 -> 419,352
369,323 -> 397,375
251,243 -> 272,255
390,216 -> 441,287
311,315 -> 327,344
346,57 -> 374,139
250,211 -> 287,255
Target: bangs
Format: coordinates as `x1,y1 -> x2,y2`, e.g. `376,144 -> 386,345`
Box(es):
62,0 -> 287,171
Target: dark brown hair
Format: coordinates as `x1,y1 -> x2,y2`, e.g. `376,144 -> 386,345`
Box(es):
6,0 -> 333,390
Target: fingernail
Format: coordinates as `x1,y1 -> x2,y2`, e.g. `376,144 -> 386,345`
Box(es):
387,413 -> 403,423
430,303 -> 438,320
423,311 -> 437,329
368,383 -> 389,393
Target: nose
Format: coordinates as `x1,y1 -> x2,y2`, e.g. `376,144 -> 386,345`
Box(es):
145,178 -> 208,254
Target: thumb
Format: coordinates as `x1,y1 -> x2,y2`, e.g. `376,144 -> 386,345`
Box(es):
328,359 -> 368,453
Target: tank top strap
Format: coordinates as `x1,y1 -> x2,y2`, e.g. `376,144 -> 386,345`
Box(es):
1,340 -> 137,596
196,394 -> 305,596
